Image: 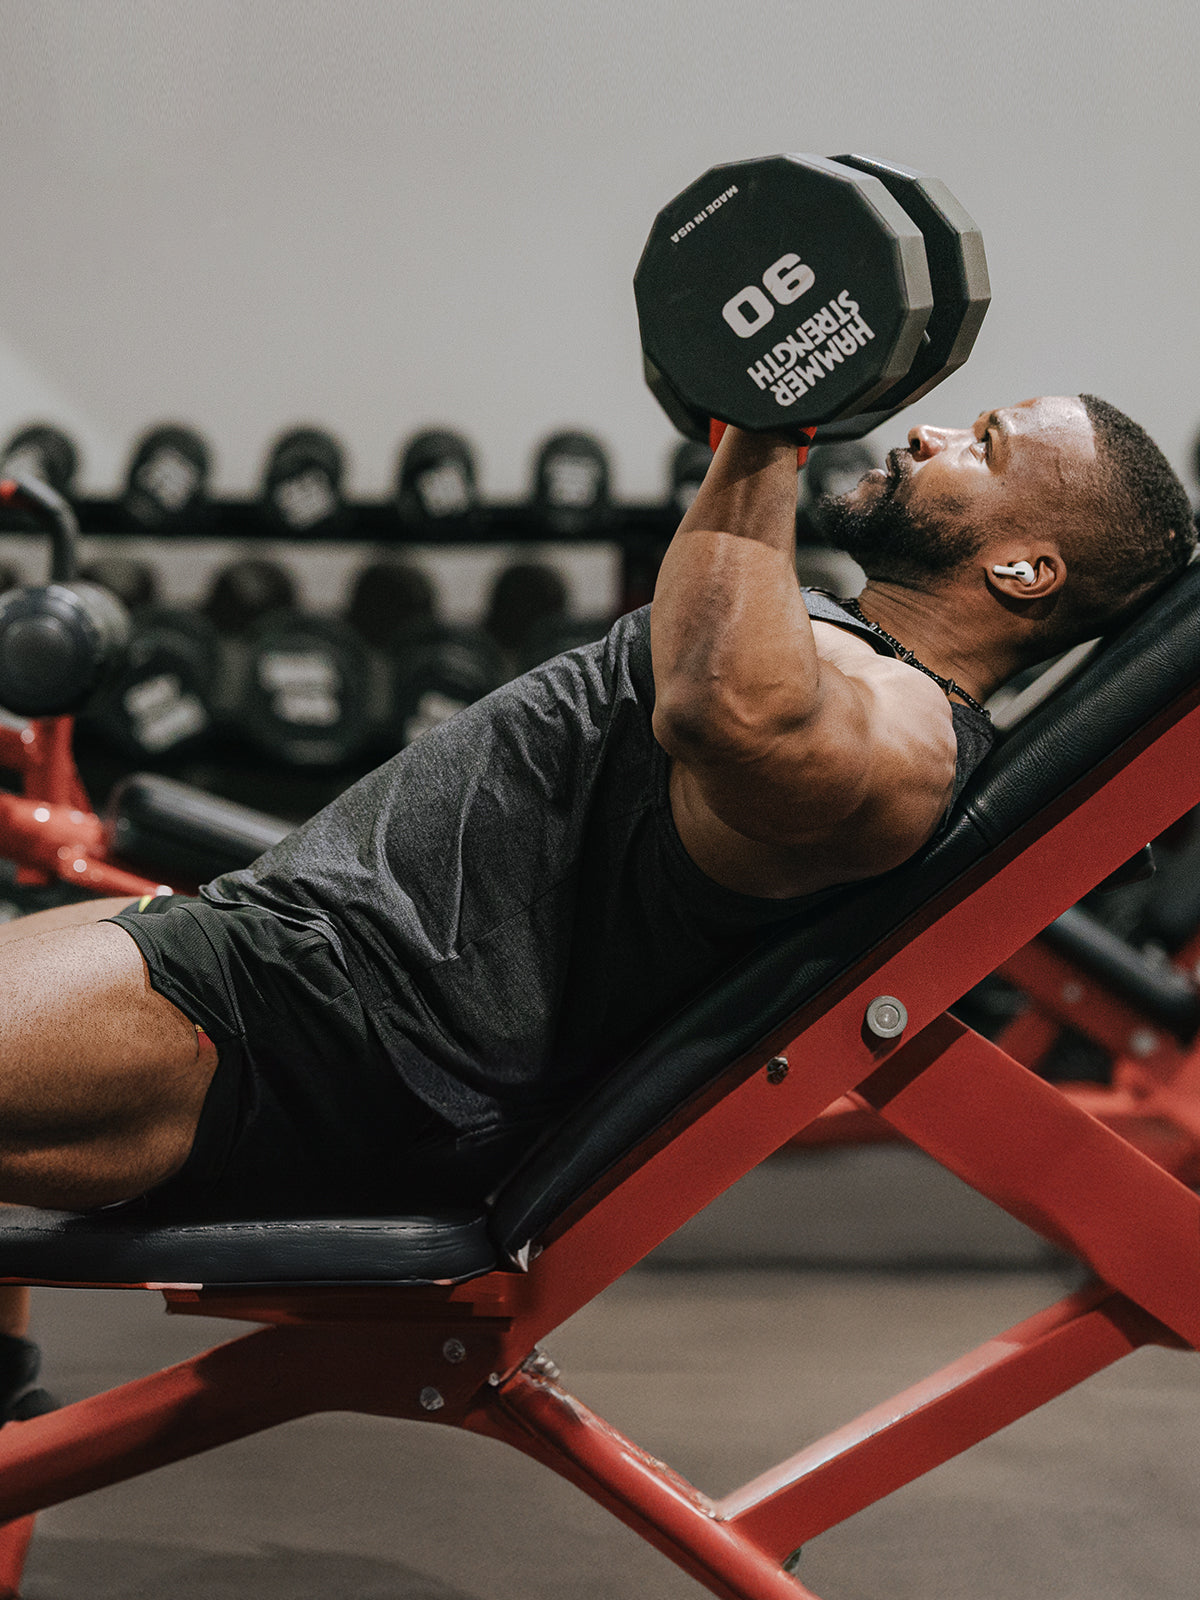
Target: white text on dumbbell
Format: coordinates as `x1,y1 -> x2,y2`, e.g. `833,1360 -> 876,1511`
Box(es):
669,185 -> 739,245
744,291 -> 875,406
721,254 -> 815,338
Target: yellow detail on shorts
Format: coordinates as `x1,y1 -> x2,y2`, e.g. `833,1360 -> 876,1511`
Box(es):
137,894 -> 155,912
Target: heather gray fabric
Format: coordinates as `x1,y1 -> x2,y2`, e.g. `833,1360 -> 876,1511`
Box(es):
188,600 -> 993,1136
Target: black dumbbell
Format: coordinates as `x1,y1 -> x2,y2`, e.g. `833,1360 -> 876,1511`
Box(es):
1,425 -> 80,499
122,425 -> 213,534
202,557 -> 298,636
240,611 -> 373,767
531,432 -> 614,538
396,430 -> 481,537
0,476 -> 129,718
635,152 -> 988,442
82,608 -> 220,762
482,561 -> 569,657
666,439 -> 713,517
261,428 -> 350,538
78,556 -> 160,615
389,622 -> 504,748
345,560 -> 438,650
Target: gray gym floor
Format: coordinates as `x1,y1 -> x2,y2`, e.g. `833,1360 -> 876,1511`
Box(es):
15,1151 -> 1200,1598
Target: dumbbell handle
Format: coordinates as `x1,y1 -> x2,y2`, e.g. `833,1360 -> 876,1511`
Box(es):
0,475 -> 80,582
707,420 -> 816,469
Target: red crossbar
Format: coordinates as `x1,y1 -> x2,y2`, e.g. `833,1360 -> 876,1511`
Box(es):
718,1285 -> 1164,1555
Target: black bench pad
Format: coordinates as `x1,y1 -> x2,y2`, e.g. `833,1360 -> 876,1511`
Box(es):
0,1209 -> 497,1288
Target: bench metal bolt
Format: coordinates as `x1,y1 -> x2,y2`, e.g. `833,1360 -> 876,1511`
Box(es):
766,1055 -> 789,1084
523,1348 -> 562,1383
442,1338 -> 466,1364
418,1386 -> 445,1412
865,995 -> 907,1039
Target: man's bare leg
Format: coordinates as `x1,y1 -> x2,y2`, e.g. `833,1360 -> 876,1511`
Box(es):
0,900 -> 219,1208
0,894 -> 216,1416
0,900 -> 143,1340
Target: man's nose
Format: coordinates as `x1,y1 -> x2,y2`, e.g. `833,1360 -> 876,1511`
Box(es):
907,425 -> 968,461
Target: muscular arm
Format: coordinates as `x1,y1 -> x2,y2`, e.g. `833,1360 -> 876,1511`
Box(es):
650,427 -> 957,896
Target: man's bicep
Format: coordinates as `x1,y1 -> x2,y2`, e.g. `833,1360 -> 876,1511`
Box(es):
674,664 -> 959,866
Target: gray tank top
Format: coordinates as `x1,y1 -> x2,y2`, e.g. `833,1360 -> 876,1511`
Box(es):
204,598 -> 994,1131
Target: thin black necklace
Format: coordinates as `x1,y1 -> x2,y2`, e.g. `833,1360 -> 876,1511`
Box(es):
840,597 -> 991,720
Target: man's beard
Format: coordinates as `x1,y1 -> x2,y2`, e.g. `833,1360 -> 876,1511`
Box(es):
817,450 -> 984,586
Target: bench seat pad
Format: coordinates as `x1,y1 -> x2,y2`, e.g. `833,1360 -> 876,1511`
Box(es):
0,1209 -> 497,1288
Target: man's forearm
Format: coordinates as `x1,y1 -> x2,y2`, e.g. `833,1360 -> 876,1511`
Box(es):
650,427 -> 821,752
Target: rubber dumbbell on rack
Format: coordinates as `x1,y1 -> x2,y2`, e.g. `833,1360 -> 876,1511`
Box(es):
482,561 -> 569,661
202,557 -> 298,637
344,557 -> 501,750
81,607 -> 221,765
0,476 -> 129,719
344,559 -> 439,755
635,151 -> 988,445
345,559 -> 438,651
530,432 -> 615,539
481,558 -> 612,675
74,556 -> 220,766
240,609 -> 374,770
86,556 -> 303,769
388,619 -> 505,748
260,428 -> 351,539
121,425 -> 214,535
396,430 -> 481,539
1,425 -> 80,501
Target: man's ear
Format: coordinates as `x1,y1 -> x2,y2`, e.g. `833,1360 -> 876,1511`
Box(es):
986,551 -> 1065,599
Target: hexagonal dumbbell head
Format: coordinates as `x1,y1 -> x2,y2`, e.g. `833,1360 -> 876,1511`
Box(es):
635,153 -> 933,435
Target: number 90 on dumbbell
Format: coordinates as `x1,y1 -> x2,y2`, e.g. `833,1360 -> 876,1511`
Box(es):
635,152 -> 989,443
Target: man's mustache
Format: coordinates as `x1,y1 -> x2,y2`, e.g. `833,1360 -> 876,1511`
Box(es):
882,446 -> 914,494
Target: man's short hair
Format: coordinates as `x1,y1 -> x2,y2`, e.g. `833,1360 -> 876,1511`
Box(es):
1061,394 -> 1196,637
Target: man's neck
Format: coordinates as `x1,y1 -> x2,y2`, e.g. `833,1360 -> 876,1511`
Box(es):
851,579 -> 1011,706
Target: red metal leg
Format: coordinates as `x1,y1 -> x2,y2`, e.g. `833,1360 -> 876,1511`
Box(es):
856,1014 -> 1200,1347
471,1365 -> 819,1600
0,1515 -> 33,1599
0,1315 -> 509,1524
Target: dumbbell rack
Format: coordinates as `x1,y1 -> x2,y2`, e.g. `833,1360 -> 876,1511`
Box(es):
62,494 -> 674,608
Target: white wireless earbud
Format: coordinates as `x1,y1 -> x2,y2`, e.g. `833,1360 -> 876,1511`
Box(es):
992,561 -> 1037,585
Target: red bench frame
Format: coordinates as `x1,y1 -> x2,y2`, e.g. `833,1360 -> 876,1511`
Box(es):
0,682 -> 1198,1597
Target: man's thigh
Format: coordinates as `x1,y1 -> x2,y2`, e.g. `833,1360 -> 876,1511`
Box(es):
0,919 -> 216,1209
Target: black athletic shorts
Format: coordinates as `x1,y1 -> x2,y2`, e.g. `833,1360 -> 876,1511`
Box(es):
106,896 -> 534,1221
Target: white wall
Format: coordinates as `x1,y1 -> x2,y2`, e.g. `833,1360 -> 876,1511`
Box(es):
0,0 -> 1197,502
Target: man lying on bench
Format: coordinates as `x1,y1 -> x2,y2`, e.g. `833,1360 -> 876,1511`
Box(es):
0,393 -> 1191,1422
